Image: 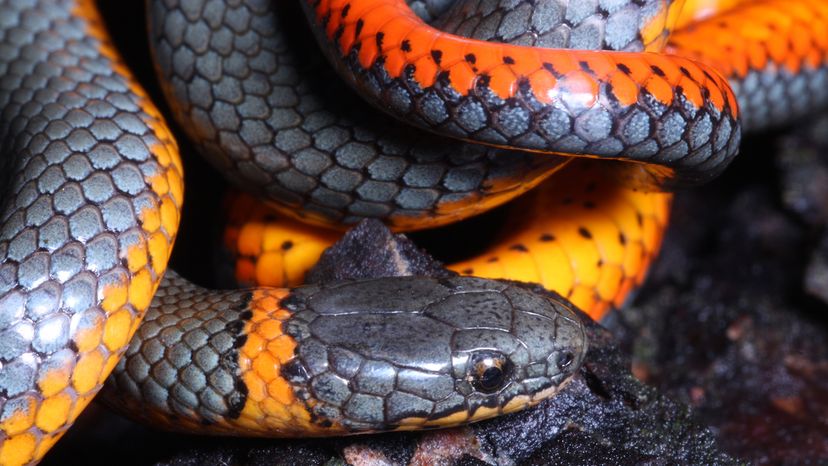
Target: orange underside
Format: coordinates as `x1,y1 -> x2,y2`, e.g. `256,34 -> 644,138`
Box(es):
225,161 -> 670,321
8,2 -> 184,465
226,0 -> 828,321
312,0 -> 738,113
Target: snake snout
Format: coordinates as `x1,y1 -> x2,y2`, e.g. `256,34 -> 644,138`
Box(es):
443,281 -> 589,419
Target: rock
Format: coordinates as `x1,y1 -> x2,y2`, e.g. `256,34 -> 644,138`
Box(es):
153,220 -> 733,465
305,219 -> 452,283
43,216 -> 734,466
805,234 -> 828,306
776,114 -> 828,226
607,127 -> 828,464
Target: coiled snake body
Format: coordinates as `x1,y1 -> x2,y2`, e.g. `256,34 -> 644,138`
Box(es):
0,0 -> 826,464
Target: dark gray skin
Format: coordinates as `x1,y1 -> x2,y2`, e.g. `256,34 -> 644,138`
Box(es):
146,0 -> 739,234
103,273 -> 588,433
147,0 -> 567,230
282,276 -> 587,431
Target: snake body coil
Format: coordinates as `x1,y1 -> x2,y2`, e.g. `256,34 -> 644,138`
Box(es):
0,2 -> 182,464
105,273 -> 586,436
0,0 -> 827,465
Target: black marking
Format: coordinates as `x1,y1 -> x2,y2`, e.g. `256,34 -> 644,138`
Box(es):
437,71 -> 452,86
604,82 -> 619,105
431,50 -> 443,65
510,244 -> 528,252
503,56 -> 515,65
354,19 -> 364,38
465,53 -> 477,64
227,382 -> 249,421
226,291 -> 255,420
225,320 -> 245,334
462,268 -> 474,274
281,358 -> 310,383
583,201 -> 596,209
487,257 -> 499,263
403,63 -> 417,82
578,227 -> 592,239
282,240 -> 294,251
650,65 -> 666,77
517,77 -> 532,95
280,293 -> 303,311
401,40 -> 411,52
334,24 -> 345,44
619,233 -> 627,245
341,4 -> 350,17
617,63 -> 631,74
701,68 -> 718,84
375,31 -> 384,48
232,334 -> 248,349
540,233 -> 555,242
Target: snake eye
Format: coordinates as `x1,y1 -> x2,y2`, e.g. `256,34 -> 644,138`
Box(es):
557,351 -> 575,371
468,351 -> 513,393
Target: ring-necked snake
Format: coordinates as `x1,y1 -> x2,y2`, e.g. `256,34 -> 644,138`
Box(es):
0,0 -> 826,464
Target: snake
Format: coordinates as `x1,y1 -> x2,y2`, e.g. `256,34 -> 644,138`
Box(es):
219,0 -> 828,317
0,0 -> 826,465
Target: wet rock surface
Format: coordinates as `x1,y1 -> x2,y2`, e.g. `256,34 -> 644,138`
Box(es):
304,220 -> 451,284
605,116 -> 828,464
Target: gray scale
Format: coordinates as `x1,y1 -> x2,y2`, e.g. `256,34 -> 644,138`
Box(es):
102,274 -> 586,433
149,0 -> 572,229
407,0 -> 458,23
431,0 -> 667,51
0,0 -> 178,441
282,276 -> 587,430
103,271 -> 252,425
732,65 -> 828,133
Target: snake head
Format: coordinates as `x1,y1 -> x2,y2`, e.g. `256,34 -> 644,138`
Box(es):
281,276 -> 587,433
443,279 -> 588,420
